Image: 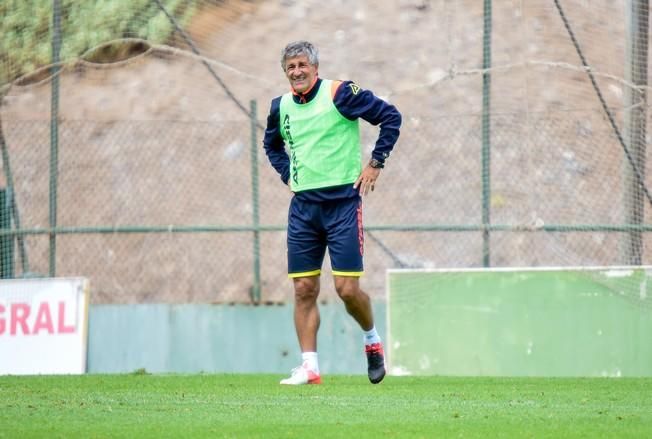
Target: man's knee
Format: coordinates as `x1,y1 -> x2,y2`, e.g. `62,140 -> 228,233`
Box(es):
293,277 -> 319,302
334,277 -> 361,302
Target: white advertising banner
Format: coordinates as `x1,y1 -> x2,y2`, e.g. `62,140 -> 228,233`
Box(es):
0,277 -> 90,375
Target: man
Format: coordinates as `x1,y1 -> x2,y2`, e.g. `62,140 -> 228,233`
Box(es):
263,41 -> 401,385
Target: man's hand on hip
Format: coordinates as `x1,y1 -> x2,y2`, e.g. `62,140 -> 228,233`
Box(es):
354,166 -> 381,196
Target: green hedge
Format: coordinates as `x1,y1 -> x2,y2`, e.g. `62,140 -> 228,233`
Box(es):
0,0 -> 198,86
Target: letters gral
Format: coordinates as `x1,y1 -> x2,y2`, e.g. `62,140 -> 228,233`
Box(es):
0,301 -> 76,335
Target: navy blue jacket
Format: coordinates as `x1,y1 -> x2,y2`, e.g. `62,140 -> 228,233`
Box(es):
263,78 -> 401,202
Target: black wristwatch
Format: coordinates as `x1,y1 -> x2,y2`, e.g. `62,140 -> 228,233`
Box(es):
369,158 -> 384,169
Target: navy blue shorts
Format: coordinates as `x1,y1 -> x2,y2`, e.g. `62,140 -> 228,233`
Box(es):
287,196 -> 364,278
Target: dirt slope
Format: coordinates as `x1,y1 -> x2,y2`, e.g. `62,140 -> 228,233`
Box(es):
1,0 -> 648,303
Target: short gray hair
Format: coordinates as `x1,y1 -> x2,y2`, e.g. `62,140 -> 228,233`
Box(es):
281,41 -> 319,70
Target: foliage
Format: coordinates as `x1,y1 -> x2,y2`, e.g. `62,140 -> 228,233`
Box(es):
0,0 -> 198,86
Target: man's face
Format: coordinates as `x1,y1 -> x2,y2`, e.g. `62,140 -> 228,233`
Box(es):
284,54 -> 318,94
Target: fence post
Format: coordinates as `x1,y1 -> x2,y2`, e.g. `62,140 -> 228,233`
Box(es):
482,0 -> 492,267
250,100 -> 261,303
0,188 -> 15,279
49,0 -> 62,277
0,116 -> 29,274
621,0 -> 649,264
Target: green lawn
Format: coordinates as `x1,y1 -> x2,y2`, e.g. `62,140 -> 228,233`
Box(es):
1,374 -> 651,438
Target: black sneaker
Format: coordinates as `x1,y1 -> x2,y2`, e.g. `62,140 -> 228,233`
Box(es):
365,342 -> 386,384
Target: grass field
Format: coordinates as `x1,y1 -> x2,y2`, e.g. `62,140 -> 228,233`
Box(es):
1,373 -> 651,438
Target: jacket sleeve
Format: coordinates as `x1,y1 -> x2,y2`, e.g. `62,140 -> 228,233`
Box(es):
262,96 -> 290,185
333,81 -> 402,165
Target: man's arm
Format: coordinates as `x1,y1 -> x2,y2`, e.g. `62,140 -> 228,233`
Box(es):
333,81 -> 402,166
263,97 -> 290,185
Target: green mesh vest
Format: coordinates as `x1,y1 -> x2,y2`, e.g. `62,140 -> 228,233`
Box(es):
279,79 -> 361,192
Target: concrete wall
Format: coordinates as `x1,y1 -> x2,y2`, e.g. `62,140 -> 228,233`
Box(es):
87,302 -> 386,374
87,267 -> 652,377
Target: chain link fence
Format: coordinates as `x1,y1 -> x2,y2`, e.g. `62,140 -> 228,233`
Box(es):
2,0 -> 652,304
3,106 -> 652,303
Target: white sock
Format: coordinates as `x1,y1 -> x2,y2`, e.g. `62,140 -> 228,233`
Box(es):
301,352 -> 319,374
363,326 -> 381,345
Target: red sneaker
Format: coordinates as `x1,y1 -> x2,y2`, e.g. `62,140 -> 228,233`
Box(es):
365,342 -> 386,384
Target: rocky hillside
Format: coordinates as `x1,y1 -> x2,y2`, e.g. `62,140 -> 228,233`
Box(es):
1,0 -> 649,303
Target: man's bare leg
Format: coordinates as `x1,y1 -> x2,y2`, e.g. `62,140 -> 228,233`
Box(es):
333,276 -> 373,330
334,275 -> 386,384
293,275 -> 321,351
280,275 -> 322,385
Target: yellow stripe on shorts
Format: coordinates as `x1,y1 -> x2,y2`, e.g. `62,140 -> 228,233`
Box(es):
332,270 -> 363,277
288,269 -> 321,278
